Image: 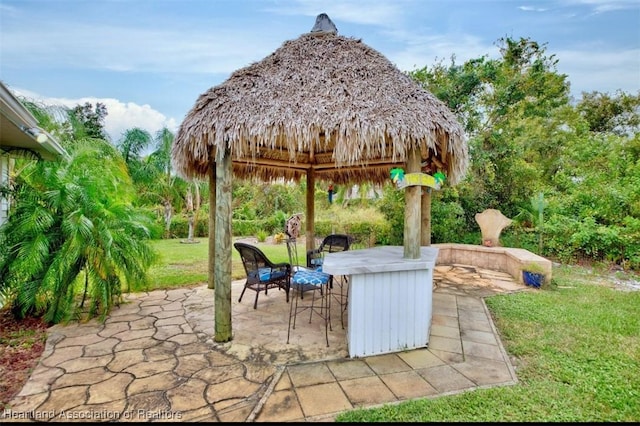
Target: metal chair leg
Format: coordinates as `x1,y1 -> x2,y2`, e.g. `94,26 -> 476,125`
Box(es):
287,283 -> 330,347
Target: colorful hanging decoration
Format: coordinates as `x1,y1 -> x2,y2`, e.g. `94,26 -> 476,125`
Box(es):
390,168 -> 405,184
390,168 -> 446,190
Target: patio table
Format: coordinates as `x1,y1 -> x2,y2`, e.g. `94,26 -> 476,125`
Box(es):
322,245 -> 438,358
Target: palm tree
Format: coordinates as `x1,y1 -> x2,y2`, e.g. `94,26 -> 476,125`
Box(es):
0,138 -> 157,323
117,127 -> 153,165
133,127 -> 186,238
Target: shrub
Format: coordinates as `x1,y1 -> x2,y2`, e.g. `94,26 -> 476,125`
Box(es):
430,200 -> 467,243
313,205 -> 390,247
375,184 -> 405,245
232,220 -> 260,237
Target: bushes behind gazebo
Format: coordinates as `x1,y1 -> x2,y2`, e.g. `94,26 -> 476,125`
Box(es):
166,205 -> 391,249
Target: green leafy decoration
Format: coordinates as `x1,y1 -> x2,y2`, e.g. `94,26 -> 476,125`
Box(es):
433,171 -> 446,184
390,168 -> 405,183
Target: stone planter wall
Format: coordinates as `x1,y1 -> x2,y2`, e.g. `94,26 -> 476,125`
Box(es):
432,243 -> 553,285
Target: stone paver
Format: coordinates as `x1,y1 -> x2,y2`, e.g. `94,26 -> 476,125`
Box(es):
339,375 -> 397,406
2,264 -> 524,422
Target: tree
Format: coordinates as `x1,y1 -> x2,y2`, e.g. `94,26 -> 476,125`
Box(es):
408,54 -> 485,134
576,90 -> 640,136
409,36 -> 571,223
0,139 -> 157,323
70,102 -> 108,141
128,127 -> 186,238
117,127 -> 153,165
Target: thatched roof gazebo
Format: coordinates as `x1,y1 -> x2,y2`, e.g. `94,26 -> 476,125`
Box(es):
172,14 -> 468,342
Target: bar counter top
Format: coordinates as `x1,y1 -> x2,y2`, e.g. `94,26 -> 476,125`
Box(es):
322,245 -> 439,276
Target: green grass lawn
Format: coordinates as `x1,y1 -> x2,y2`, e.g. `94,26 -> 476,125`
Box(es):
142,238 -> 640,422
336,265 -> 640,422
144,237 -> 297,290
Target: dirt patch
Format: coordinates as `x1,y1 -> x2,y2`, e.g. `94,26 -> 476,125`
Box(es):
0,308 -> 49,410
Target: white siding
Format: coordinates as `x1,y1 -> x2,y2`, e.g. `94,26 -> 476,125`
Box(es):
347,268 -> 433,358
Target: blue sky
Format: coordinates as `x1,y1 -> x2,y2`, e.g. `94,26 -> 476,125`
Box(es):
1,0 -> 639,143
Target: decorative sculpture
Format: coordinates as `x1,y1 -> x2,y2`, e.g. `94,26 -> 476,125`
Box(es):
475,209 -> 512,247
286,214 -> 302,239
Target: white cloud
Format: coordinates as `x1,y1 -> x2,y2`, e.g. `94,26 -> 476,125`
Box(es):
12,88 -> 177,143
518,6 -> 548,12
97,99 -> 178,143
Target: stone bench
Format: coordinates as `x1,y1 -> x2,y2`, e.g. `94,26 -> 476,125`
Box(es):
432,243 -> 553,284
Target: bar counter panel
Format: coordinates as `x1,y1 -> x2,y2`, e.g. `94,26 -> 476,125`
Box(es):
323,246 -> 438,358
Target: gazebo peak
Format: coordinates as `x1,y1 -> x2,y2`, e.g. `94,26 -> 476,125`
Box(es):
310,13 -> 338,35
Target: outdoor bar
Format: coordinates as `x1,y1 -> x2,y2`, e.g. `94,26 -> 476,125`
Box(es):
322,245 -> 439,358
171,13 -> 468,345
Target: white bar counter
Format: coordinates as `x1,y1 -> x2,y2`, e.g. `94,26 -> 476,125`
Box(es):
322,245 -> 438,358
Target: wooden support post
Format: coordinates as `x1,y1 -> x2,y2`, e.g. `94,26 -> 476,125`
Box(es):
421,187 -> 432,246
208,149 -> 216,289
306,171 -> 315,253
403,146 -> 421,259
214,147 -> 232,342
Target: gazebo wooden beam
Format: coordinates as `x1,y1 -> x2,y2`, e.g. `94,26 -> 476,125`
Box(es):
208,147 -> 216,290
312,159 -> 404,170
421,188 -> 432,246
234,158 -> 312,170
233,158 -> 405,174
306,171 -> 315,253
214,147 -> 232,342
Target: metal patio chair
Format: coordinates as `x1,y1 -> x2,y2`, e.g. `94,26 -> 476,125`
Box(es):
306,234 -> 353,329
285,234 -> 332,347
234,242 -> 291,309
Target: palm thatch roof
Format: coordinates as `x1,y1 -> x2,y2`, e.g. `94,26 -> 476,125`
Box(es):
172,14 -> 468,186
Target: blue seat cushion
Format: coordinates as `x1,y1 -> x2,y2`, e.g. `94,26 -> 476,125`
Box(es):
292,270 -> 330,285
310,257 -> 324,266
310,257 -> 324,272
250,267 -> 286,282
